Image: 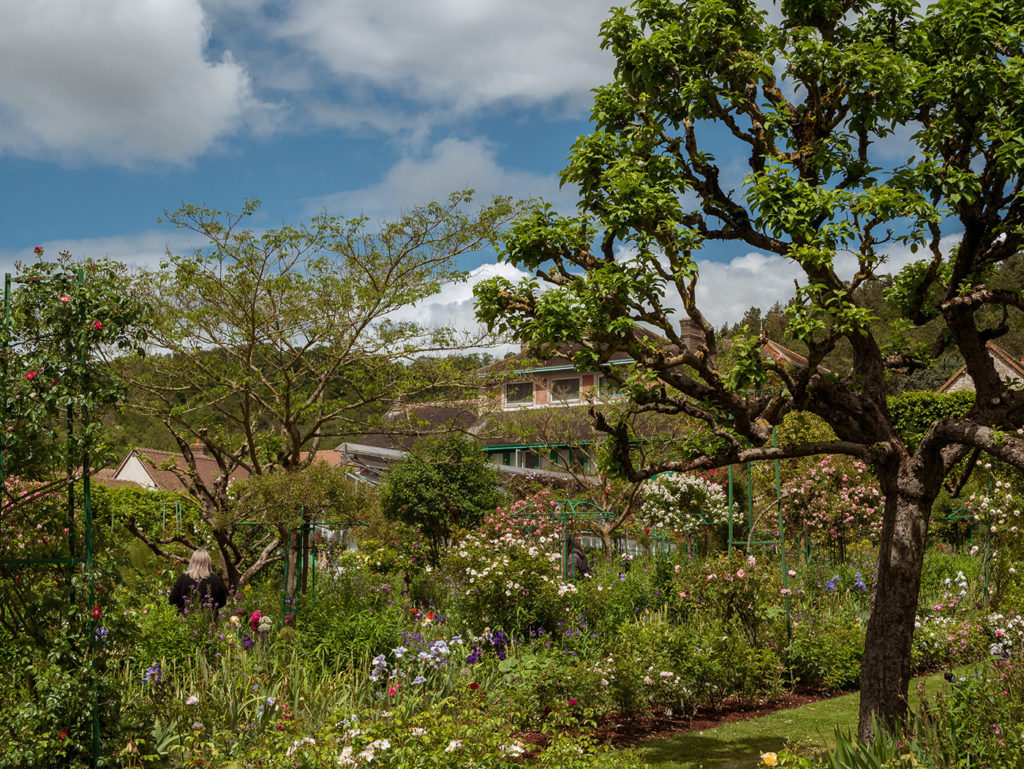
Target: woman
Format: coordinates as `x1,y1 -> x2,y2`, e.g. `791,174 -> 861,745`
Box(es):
169,549 -> 228,614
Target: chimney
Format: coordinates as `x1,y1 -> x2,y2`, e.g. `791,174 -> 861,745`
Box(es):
679,318 -> 705,354
192,438 -> 207,458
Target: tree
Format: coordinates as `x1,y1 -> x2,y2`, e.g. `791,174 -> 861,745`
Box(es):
128,192 -> 523,587
380,434 -> 503,563
474,0 -> 1024,738
231,463 -> 375,598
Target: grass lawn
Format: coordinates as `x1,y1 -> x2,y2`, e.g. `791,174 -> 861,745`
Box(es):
636,672 -> 951,769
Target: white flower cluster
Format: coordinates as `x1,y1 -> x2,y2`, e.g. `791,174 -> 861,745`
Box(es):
639,473 -> 729,535
988,613 -> 1024,658
966,478 -> 1021,534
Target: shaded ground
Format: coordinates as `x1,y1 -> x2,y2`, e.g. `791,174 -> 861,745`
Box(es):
593,688 -> 845,748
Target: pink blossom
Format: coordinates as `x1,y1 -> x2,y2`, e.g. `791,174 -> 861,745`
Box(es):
59,295 -> 70,303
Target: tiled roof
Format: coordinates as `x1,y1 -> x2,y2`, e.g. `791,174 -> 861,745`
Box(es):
937,342 -> 1024,393
116,448 -> 250,492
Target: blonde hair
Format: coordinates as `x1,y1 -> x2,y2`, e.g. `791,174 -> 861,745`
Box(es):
185,549 -> 214,581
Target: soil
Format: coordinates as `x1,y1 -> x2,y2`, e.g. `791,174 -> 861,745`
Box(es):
515,687 -> 849,751
593,688 -> 848,747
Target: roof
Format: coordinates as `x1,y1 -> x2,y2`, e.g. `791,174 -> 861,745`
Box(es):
354,402 -> 483,452
937,342 -> 1024,394
761,340 -> 810,368
113,448 -> 250,492
480,343 -> 634,376
335,440 -> 599,485
90,467 -> 137,489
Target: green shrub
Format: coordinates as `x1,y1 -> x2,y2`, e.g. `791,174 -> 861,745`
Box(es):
788,606 -> 864,690
296,591 -> 403,667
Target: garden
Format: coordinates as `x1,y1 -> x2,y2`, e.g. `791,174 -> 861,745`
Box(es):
5,0 -> 1024,765
5,423 -> 1024,768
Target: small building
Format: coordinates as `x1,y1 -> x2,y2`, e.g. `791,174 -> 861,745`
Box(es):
937,342 -> 1024,393
106,447 -> 249,492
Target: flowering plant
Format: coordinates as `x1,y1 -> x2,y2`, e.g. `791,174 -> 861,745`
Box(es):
781,456 -> 882,548
638,473 -> 728,535
439,493 -> 579,632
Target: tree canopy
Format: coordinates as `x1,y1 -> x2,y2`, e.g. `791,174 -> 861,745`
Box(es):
126,192 -> 524,586
475,0 -> 1024,738
380,434 -> 503,564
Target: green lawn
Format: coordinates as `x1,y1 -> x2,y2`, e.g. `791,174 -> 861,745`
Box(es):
636,672 -> 951,769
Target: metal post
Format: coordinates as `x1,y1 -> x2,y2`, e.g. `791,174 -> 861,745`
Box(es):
727,464 -> 734,556
0,274 -> 9,519
773,427 -> 791,644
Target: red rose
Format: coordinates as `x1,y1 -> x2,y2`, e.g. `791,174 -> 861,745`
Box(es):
91,606 -> 101,620
568,698 -> 578,706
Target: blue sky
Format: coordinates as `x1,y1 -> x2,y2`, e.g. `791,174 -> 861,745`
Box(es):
0,0 -> 932,336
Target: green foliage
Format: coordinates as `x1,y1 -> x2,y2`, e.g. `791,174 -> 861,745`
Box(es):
381,434 -> 503,562
0,252 -> 149,490
126,193 -> 523,585
888,391 -> 976,450
232,463 -> 375,526
91,483 -> 203,545
437,504 -> 573,635
296,570 -> 403,667
789,606 -> 865,691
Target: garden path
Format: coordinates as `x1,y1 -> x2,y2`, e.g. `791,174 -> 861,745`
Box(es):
633,672 -> 948,769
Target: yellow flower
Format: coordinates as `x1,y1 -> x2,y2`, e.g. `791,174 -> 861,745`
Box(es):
761,752 -> 779,767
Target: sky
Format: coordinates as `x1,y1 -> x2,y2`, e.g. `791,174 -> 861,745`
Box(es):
0,0 -> 929,344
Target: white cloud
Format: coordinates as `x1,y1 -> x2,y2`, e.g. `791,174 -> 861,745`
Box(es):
278,0 -> 612,115
0,0 -> 258,165
389,262 -> 530,358
307,137 -> 574,218
695,251 -> 804,328
0,230 -> 202,276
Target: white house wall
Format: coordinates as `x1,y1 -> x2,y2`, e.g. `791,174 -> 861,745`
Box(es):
114,455 -> 158,489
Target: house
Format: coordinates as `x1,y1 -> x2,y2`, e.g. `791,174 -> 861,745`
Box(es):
937,342 -> 1024,393
105,447 -> 250,492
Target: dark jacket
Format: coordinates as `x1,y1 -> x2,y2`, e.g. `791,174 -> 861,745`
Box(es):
169,572 -> 227,613
571,543 -> 590,579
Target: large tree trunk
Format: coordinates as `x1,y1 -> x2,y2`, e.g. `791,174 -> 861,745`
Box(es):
858,473 -> 933,740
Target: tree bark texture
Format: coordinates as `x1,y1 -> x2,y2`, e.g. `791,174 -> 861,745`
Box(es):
858,476 -> 932,739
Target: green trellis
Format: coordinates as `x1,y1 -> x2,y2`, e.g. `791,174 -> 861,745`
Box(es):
507,497 -> 622,578
237,510 -> 366,625
725,427 -> 793,643
0,270 -> 101,768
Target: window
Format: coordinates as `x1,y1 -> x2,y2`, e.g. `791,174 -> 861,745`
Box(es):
504,381 -> 534,405
598,375 -> 623,397
550,377 -> 580,403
